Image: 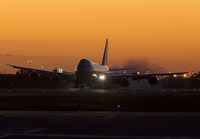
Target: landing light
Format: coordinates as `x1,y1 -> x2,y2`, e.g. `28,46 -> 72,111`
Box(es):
99,75 -> 106,80
57,68 -> 63,73
92,74 -> 97,77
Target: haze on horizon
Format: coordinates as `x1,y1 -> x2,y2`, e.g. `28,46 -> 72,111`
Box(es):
0,0 -> 200,73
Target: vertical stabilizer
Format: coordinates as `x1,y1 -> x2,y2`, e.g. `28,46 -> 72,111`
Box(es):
101,39 -> 108,65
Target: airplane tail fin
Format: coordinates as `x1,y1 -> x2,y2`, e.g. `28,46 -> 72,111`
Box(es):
101,38 -> 108,65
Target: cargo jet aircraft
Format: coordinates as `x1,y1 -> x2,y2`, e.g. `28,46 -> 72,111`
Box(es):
8,39 -> 187,88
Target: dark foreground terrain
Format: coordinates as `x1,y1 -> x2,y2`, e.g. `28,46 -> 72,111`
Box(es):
0,89 -> 200,111
0,111 -> 200,138
1,89 -> 200,138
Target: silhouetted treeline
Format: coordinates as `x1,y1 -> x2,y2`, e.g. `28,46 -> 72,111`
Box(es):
0,73 -> 73,89
163,77 -> 200,89
1,72 -> 200,89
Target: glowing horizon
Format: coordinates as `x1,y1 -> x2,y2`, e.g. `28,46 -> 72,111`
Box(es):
0,0 -> 200,73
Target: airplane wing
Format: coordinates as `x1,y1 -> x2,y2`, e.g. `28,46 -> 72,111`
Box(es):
108,72 -> 188,79
109,67 -> 135,71
7,64 -> 75,77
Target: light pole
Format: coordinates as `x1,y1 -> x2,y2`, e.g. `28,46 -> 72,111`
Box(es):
27,60 -> 32,67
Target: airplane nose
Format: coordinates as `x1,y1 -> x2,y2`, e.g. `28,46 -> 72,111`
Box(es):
79,59 -> 90,64
76,59 -> 92,71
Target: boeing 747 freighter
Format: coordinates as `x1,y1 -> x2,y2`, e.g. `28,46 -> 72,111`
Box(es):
8,39 -> 187,88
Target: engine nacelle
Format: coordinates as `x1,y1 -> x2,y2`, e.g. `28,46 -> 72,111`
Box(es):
119,78 -> 129,87
148,76 -> 158,85
29,72 -> 39,80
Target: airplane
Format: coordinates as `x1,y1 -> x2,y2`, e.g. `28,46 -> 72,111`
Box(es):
8,39 -> 188,89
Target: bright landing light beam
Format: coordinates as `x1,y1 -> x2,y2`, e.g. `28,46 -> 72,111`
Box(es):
99,75 -> 106,80
92,74 -> 97,77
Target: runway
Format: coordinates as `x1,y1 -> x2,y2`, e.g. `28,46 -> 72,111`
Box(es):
1,88 -> 200,96
1,89 -> 200,111
0,111 -> 200,138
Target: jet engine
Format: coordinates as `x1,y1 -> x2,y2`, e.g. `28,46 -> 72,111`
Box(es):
29,72 -> 39,80
148,76 -> 158,85
119,78 -> 129,87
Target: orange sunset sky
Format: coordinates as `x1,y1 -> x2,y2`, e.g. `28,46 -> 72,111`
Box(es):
0,0 -> 200,73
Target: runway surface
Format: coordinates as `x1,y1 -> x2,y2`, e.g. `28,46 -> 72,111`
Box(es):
1,88 -> 200,96
0,111 -> 200,138
1,89 -> 200,111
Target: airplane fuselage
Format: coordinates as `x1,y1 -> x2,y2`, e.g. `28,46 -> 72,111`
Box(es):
76,59 -> 109,73
75,59 -> 109,86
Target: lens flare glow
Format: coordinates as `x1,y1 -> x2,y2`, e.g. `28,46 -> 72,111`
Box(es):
92,73 -> 97,77
99,75 -> 106,80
